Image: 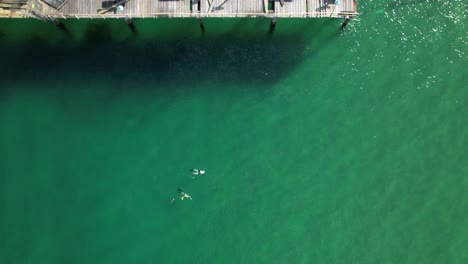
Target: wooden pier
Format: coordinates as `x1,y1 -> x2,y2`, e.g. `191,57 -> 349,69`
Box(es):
1,0 -> 357,19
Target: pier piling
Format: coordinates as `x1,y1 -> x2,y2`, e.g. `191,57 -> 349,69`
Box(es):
51,18 -> 70,35
125,18 -> 137,33
340,18 -> 351,31
198,18 -> 206,34
269,18 -> 277,34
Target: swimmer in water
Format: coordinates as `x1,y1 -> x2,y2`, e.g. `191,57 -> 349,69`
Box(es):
170,198 -> 175,204
190,169 -> 205,178
178,188 -> 192,200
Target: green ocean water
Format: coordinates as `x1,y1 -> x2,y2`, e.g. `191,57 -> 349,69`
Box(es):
0,0 -> 467,263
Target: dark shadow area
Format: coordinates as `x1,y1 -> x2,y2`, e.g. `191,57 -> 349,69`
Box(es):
0,19 -> 341,93
0,18 -> 350,128
102,0 -> 117,8
198,19 -> 206,36
268,20 -> 277,36
125,19 -> 138,35
317,1 -> 330,12
54,20 -> 72,37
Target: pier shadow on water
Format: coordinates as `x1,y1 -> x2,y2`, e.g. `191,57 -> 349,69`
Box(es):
0,18 -> 340,94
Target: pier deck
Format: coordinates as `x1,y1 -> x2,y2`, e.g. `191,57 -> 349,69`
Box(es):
17,0 -> 357,19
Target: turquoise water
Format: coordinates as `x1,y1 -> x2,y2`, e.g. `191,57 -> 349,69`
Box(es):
0,0 -> 467,263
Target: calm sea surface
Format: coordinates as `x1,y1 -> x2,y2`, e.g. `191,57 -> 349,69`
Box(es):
0,0 -> 466,263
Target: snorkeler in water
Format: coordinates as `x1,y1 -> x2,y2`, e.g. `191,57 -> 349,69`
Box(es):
190,169 -> 206,178
178,188 -> 192,200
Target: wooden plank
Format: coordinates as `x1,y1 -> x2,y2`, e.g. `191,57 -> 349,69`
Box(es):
241,0 -> 262,14
154,0 -> 161,14
275,0 -> 306,17
192,0 -> 198,13
341,0 -> 354,12
185,0 -> 191,15
123,0 -> 137,14
307,0 -> 314,16
57,0 -> 71,14
207,0 -> 233,15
